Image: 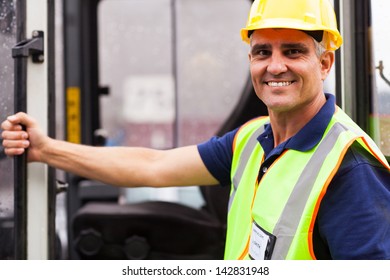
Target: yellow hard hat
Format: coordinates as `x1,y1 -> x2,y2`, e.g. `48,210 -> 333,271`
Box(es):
241,0 -> 343,51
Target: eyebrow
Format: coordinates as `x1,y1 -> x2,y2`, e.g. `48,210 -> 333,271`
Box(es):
250,42 -> 309,55
281,43 -> 309,50
250,43 -> 271,55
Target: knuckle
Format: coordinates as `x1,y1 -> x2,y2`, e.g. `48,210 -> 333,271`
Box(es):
1,121 -> 8,130
5,148 -> 22,156
1,131 -> 11,140
3,139 -> 13,148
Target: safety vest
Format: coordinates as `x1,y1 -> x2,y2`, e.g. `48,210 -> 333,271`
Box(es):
224,107 -> 389,260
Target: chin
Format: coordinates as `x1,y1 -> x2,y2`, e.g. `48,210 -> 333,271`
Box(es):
260,95 -> 296,112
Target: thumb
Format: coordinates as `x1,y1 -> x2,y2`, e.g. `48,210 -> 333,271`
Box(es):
8,112 -> 38,128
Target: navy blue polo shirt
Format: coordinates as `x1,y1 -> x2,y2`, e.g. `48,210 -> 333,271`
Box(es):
198,94 -> 390,260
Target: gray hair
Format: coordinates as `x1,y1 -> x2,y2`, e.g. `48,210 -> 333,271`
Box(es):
313,38 -> 327,57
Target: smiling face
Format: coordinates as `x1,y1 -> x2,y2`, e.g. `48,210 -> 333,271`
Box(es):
249,28 -> 334,116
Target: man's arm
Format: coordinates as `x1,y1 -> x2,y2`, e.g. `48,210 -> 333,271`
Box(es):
1,112 -> 219,188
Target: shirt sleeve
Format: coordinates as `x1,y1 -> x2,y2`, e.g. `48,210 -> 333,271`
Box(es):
318,143 -> 390,259
197,128 -> 239,186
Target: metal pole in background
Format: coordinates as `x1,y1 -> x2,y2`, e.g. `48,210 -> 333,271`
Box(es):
170,0 -> 179,148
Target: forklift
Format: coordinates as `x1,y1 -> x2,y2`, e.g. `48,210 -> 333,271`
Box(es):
0,0 -> 389,259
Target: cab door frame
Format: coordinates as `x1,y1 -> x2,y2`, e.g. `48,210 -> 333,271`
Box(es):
13,0 -> 56,259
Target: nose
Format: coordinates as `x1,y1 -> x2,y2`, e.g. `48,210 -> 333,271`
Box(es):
267,53 -> 287,75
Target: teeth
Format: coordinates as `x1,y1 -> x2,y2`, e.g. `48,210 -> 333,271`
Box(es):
267,81 -> 292,87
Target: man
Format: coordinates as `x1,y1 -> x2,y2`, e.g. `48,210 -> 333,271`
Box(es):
2,0 -> 390,259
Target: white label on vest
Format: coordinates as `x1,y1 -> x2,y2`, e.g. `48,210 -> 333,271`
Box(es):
249,222 -> 276,260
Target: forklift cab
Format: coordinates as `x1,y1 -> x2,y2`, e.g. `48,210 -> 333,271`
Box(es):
64,0 -> 265,260
61,0 -> 390,259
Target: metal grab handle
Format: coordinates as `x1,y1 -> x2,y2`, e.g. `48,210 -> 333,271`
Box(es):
11,30 -> 44,260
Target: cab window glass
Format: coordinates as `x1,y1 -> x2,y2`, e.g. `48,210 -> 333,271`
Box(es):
0,0 -> 16,259
98,0 -> 250,207
372,1 -> 390,157
175,0 -> 250,146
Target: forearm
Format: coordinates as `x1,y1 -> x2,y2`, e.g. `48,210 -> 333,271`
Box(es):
40,139 -> 156,187
1,113 -> 216,188
40,139 -> 218,188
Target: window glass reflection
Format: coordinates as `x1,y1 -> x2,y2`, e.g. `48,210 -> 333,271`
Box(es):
372,1 -> 390,156
98,0 -> 250,207
0,0 -> 16,259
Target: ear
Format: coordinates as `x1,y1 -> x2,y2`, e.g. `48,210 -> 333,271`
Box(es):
320,51 -> 335,80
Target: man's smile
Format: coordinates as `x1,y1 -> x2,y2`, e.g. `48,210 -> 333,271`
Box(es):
265,81 -> 294,87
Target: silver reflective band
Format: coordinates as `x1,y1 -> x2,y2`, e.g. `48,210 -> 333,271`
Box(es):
229,123 -> 267,212
271,122 -> 350,259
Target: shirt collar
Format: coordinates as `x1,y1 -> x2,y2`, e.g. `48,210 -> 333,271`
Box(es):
258,93 -> 336,157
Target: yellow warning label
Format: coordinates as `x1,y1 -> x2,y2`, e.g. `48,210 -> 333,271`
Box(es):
66,87 -> 81,144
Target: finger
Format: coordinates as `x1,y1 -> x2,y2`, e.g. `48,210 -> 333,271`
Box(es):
5,115 -> 20,124
1,130 -> 28,141
4,147 -> 26,156
10,112 -> 37,127
1,120 -> 23,131
2,139 -> 30,149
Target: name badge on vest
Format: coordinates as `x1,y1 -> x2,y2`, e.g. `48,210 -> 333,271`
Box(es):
249,221 -> 276,260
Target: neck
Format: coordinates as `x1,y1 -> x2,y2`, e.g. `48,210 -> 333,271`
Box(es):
269,94 -> 326,147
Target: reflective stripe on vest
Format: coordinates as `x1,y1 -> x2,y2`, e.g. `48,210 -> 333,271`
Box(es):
229,118 -> 267,212
272,122 -> 350,259
225,108 -> 389,260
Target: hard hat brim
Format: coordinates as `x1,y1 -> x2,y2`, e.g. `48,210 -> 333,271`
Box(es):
241,19 -> 342,51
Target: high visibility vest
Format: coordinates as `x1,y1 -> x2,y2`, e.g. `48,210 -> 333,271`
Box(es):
224,107 -> 389,260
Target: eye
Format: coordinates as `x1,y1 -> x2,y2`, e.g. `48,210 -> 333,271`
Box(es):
285,49 -> 302,56
251,49 -> 271,58
258,50 -> 271,56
